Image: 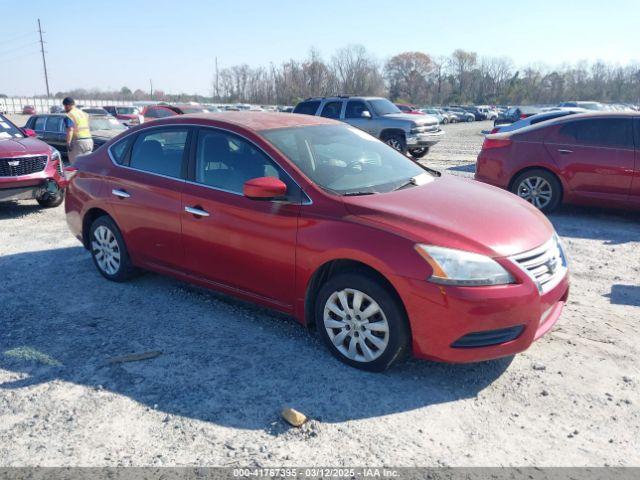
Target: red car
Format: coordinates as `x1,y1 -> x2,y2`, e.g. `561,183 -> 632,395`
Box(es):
140,104 -> 210,123
65,112 -> 569,371
476,112 -> 640,212
0,114 -> 67,207
395,103 -> 423,115
22,105 -> 37,115
103,105 -> 144,126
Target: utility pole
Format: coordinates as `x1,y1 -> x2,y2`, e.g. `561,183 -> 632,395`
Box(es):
37,19 -> 50,98
149,79 -> 153,99
214,56 -> 219,101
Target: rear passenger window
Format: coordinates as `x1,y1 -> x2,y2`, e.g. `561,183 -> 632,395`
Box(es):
110,137 -> 132,165
293,101 -> 320,116
559,119 -> 633,148
129,128 -> 188,178
320,101 -> 343,119
45,116 -> 64,132
33,117 -> 46,131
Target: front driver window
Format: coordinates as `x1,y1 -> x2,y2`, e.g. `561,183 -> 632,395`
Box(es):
195,129 -> 292,195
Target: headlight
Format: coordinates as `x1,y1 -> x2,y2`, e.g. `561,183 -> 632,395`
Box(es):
415,244 -> 515,286
50,148 -> 63,175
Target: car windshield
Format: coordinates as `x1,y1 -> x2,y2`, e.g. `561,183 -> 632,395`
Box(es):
369,99 -> 402,116
116,107 -> 139,115
89,116 -> 127,131
578,102 -> 604,111
261,124 -> 433,195
0,115 -> 24,140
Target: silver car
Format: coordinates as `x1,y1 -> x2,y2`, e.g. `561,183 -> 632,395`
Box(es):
293,96 -> 444,158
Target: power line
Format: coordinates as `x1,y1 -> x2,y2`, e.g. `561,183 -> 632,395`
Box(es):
2,31 -> 36,44
37,19 -> 50,98
0,41 -> 39,57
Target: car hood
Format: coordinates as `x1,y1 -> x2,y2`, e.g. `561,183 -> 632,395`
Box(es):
383,113 -> 439,126
0,136 -> 51,157
342,175 -> 554,258
92,129 -> 124,141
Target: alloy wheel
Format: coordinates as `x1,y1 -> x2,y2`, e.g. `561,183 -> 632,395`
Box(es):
385,138 -> 402,151
517,176 -> 553,209
92,225 -> 121,275
323,288 -> 390,363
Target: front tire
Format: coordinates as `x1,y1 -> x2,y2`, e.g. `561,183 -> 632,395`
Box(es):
315,272 -> 410,372
510,169 -> 562,213
89,216 -> 137,282
383,134 -> 407,154
408,147 -> 429,159
36,191 -> 64,208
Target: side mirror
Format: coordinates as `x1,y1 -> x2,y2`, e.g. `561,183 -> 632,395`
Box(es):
361,111 -> 372,119
243,177 -> 287,200
23,128 -> 37,137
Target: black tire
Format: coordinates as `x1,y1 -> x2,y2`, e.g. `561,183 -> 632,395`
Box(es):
442,118 -> 449,124
315,272 -> 410,372
36,191 -> 64,208
89,215 -> 137,282
510,169 -> 562,213
383,133 -> 407,154
466,116 -> 474,122
408,147 -> 429,159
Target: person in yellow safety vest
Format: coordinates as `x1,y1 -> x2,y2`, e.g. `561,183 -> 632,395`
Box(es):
62,97 -> 94,164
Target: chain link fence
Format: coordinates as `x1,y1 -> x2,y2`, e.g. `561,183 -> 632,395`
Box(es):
0,97 -> 129,114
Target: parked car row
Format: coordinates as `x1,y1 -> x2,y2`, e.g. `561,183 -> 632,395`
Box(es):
294,96 -> 444,158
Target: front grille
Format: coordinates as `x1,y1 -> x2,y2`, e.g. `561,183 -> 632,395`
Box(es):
0,155 -> 48,177
511,236 -> 567,294
412,125 -> 440,134
451,325 -> 525,348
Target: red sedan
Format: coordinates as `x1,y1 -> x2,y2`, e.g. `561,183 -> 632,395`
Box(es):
395,103 -> 424,115
65,112 -> 569,371
476,112 -> 640,212
0,114 -> 67,207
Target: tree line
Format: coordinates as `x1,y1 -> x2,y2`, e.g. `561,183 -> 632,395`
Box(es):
46,46 -> 640,106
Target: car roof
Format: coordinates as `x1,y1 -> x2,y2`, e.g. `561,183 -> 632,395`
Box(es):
144,111 -> 340,131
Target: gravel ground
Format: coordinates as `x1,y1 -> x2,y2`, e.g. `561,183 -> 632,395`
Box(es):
1,118 -> 639,467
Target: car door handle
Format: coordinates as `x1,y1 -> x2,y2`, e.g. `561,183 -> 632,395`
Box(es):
111,189 -> 130,199
557,149 -> 573,155
185,206 -> 210,217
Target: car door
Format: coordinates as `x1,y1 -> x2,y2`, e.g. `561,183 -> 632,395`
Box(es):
44,116 -> 66,152
343,100 -> 376,135
181,127 -> 300,309
545,117 -> 635,203
32,116 -> 47,141
106,126 -> 191,270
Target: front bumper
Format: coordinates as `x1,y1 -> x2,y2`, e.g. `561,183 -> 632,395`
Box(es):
397,269 -> 569,363
407,129 -> 445,147
0,158 -> 67,202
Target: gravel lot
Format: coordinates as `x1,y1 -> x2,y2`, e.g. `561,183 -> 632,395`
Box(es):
1,118 -> 639,467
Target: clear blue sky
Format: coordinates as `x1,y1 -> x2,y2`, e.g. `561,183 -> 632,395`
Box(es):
2,0 -> 639,96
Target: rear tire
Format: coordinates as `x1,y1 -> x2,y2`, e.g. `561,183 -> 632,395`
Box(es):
315,272 -> 410,372
89,216 -> 137,282
510,169 -> 562,213
383,134 -> 407,154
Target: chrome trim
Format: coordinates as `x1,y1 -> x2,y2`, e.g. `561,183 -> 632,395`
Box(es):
185,206 -> 210,217
111,189 -> 130,198
510,235 -> 568,295
107,122 -> 313,205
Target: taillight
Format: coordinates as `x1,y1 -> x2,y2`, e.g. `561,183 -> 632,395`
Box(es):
520,114 -> 527,119
490,127 -> 500,134
64,166 -> 79,181
482,138 -> 512,150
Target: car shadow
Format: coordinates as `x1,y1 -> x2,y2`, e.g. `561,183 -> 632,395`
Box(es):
0,246 -> 512,430
604,284 -> 640,307
447,163 -> 476,174
549,205 -> 640,244
0,200 -> 47,219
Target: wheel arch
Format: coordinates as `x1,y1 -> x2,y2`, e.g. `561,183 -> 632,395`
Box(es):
304,259 -> 409,334
81,207 -> 112,249
379,128 -> 406,141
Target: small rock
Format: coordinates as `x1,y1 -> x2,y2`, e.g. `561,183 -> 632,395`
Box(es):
622,376 -> 632,384
541,389 -> 549,397
532,363 -> 546,371
281,407 -> 307,427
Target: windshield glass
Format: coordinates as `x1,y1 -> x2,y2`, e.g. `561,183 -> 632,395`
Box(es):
0,115 -> 24,140
90,116 -> 127,131
369,99 -> 401,116
116,107 -> 139,115
261,125 -> 432,195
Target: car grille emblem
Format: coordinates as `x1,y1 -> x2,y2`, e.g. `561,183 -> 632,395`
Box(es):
545,257 -> 558,274
8,161 -> 20,166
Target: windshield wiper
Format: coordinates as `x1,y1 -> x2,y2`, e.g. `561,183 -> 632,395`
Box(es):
393,177 -> 419,191
342,191 -> 377,196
